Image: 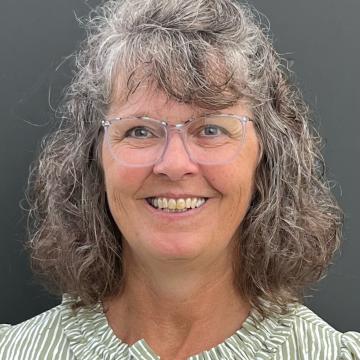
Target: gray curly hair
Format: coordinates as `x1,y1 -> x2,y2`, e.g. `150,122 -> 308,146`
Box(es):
27,0 -> 342,316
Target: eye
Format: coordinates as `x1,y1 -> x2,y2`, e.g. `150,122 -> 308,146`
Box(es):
125,127 -> 154,139
199,125 -> 226,137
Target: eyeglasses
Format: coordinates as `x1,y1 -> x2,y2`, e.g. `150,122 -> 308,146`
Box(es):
101,114 -> 253,167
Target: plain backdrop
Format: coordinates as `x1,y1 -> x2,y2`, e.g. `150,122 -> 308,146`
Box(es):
0,0 -> 359,331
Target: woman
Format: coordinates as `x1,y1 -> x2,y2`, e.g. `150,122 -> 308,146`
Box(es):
1,0 -> 359,359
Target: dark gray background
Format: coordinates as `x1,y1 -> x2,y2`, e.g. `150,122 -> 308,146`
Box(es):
1,0 -> 359,331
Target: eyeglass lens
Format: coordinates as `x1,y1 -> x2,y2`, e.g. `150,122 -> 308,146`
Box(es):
104,115 -> 246,166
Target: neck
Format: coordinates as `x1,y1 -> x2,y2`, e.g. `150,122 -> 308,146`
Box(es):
103,250 -> 250,360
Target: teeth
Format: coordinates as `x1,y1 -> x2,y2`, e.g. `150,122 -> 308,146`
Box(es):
176,199 -> 186,210
168,199 -> 176,210
150,197 -> 206,211
196,199 -> 204,207
191,198 -> 197,209
186,198 -> 192,208
163,198 -> 168,209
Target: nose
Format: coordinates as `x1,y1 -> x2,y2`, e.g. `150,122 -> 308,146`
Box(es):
153,130 -> 199,180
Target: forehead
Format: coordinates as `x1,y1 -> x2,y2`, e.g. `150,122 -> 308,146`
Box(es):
108,86 -> 252,121
108,86 -> 192,120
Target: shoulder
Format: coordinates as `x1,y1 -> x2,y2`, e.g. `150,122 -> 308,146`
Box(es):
0,300 -> 73,360
286,304 -> 360,359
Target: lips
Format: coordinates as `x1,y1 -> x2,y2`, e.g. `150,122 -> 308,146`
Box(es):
146,197 -> 208,212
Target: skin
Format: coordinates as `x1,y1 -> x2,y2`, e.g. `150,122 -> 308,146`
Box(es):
102,87 -> 261,359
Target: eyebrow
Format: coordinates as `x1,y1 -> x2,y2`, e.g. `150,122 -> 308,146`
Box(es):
109,112 -> 150,119
199,110 -> 224,116
119,110 -> 226,119
127,112 -> 151,118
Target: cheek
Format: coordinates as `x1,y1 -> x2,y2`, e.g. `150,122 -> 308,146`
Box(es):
102,143 -> 148,192
102,147 -> 151,218
104,168 -> 145,237
104,167 -> 146,210
201,156 -> 257,225
202,127 -> 260,198
203,162 -> 256,199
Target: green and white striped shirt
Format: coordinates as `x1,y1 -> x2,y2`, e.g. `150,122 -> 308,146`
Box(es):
1,295 -> 359,359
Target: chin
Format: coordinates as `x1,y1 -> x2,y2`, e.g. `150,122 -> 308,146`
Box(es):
139,233 -> 207,262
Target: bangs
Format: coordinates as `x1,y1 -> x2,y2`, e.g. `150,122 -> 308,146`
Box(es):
110,30 -> 248,110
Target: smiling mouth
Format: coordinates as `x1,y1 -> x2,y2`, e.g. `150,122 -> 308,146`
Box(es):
146,197 -> 208,212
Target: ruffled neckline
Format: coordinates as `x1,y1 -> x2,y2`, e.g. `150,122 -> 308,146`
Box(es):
61,294 -> 297,359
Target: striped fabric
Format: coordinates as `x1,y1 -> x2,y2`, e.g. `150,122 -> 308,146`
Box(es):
1,295 -> 359,359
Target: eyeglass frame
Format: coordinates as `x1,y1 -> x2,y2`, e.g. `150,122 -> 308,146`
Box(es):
101,113 -> 253,167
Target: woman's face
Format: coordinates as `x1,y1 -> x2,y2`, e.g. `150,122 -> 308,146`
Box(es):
102,88 -> 260,268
